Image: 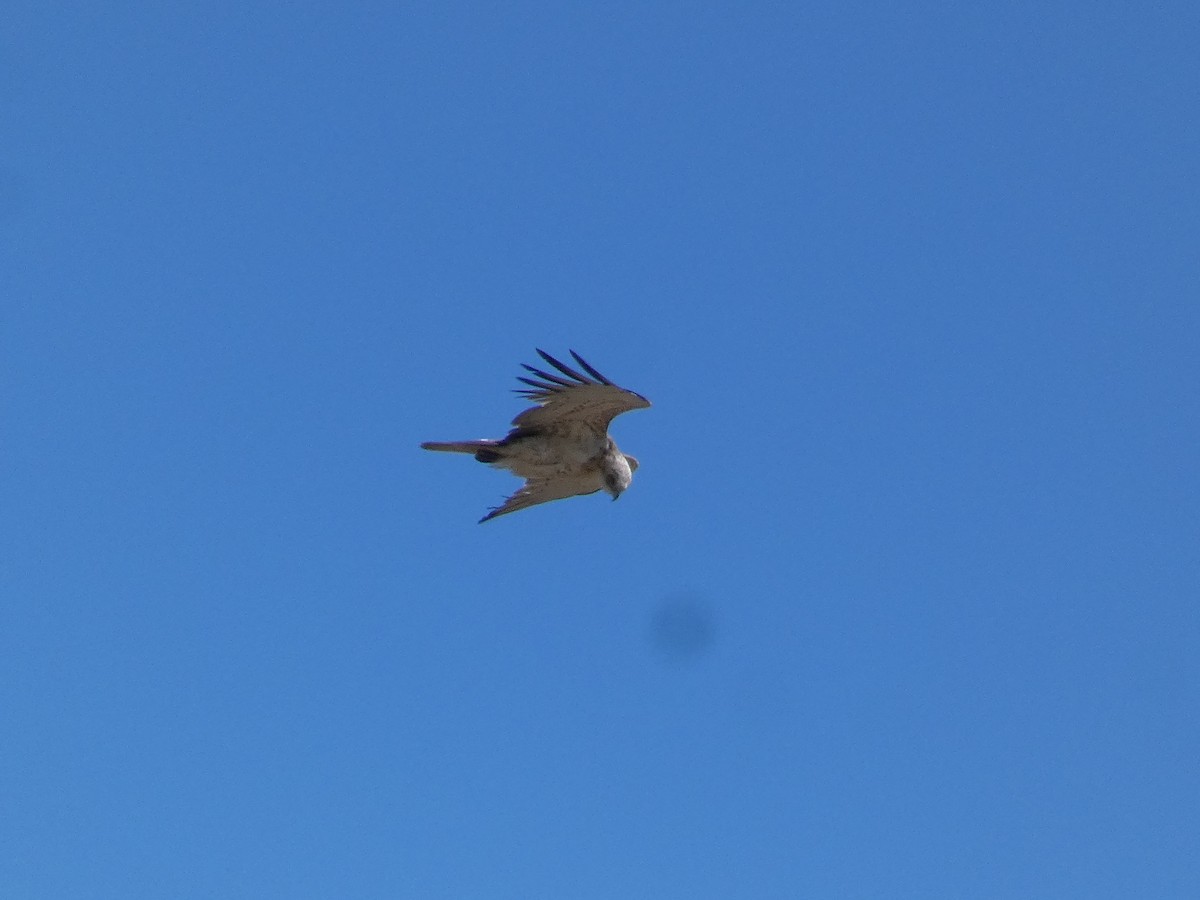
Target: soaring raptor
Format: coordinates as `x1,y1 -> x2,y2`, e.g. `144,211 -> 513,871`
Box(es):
421,349 -> 650,522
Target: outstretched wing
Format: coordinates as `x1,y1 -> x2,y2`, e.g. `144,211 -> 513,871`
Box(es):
511,349 -> 651,429
480,473 -> 602,523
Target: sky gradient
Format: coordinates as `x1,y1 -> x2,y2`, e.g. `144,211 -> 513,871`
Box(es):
3,3 -> 1198,897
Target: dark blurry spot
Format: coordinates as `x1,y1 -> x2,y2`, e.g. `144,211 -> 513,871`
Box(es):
649,596 -> 716,663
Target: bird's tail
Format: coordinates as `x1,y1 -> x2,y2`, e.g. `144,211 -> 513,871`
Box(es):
420,440 -> 503,463
420,440 -> 495,454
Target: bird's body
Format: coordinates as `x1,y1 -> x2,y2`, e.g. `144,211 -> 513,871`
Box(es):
421,350 -> 649,522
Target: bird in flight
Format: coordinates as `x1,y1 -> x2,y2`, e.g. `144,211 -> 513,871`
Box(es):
421,349 -> 651,522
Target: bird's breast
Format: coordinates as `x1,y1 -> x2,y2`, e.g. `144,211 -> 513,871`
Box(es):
497,426 -> 606,478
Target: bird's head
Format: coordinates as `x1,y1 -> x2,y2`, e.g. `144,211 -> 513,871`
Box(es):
603,454 -> 635,500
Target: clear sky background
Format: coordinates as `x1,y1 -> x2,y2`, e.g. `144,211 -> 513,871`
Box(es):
3,3 -> 1198,898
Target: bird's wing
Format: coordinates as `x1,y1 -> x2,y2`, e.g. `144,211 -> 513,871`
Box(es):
510,349 -> 651,430
479,473 -> 601,523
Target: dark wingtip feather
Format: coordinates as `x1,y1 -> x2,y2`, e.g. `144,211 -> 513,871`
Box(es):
535,348 -> 589,383
520,363 -> 574,387
516,376 -> 554,391
568,350 -> 613,385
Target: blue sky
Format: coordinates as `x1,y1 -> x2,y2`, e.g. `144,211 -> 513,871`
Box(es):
3,3 -> 1198,897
